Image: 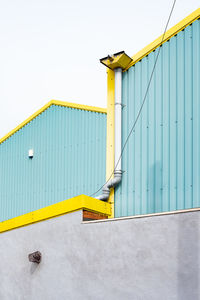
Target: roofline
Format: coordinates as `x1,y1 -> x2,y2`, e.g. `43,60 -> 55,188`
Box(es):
124,8 -> 200,71
0,195 -> 111,233
0,100 -> 107,144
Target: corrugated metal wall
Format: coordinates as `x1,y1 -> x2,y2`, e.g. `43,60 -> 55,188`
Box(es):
115,19 -> 200,217
0,105 -> 106,221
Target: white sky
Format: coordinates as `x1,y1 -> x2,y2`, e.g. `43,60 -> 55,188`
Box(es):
0,0 -> 199,138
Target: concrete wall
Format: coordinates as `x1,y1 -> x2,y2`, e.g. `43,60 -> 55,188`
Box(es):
0,209 -> 200,300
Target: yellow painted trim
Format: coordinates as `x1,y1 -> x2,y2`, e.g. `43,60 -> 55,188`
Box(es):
125,8 -> 200,71
0,100 -> 107,144
0,195 -> 111,233
106,69 -> 115,218
51,100 -> 107,114
100,52 -> 132,70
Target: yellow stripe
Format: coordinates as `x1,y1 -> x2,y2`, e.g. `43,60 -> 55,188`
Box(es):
0,100 -> 106,144
0,195 -> 111,233
51,100 -> 107,114
125,8 -> 200,71
106,69 -> 115,218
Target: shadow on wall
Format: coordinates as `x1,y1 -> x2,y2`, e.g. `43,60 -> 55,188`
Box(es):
177,213 -> 200,300
148,161 -> 162,213
178,214 -> 199,300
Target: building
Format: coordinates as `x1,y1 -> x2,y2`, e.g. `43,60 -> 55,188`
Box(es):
0,8 -> 200,300
0,101 -> 107,221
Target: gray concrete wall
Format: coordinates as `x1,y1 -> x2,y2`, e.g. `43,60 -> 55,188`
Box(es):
0,209 -> 200,300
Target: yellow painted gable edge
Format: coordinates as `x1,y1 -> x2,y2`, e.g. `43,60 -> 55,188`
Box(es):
0,195 -> 111,233
125,8 -> 200,71
0,100 -> 107,144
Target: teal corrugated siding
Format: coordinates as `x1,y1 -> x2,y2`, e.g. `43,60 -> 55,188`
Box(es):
0,105 -> 106,221
115,19 -> 200,217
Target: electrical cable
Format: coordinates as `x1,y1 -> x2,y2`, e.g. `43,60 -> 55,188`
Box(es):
90,0 -> 177,197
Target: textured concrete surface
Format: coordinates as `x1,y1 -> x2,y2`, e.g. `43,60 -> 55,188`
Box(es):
0,210 -> 200,300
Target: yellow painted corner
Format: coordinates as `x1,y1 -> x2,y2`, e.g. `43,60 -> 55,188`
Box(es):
0,195 -> 111,233
106,69 -> 115,218
125,8 -> 200,71
82,195 -> 111,216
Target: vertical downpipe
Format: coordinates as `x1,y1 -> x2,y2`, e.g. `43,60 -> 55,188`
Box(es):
114,68 -> 122,177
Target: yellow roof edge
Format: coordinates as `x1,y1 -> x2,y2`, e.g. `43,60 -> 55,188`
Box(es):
0,100 -> 107,144
125,8 -> 200,71
51,100 -> 107,114
0,195 -> 111,233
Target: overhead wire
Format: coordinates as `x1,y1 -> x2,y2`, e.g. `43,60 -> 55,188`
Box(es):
90,0 -> 177,197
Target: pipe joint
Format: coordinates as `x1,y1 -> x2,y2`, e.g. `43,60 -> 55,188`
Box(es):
96,170 -> 122,201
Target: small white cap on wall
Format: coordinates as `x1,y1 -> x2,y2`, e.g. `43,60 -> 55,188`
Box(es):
28,149 -> 34,158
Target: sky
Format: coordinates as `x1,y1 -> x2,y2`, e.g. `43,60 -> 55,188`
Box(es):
0,0 -> 199,138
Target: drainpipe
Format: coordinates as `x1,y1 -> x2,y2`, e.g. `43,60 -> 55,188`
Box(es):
96,67 -> 122,201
